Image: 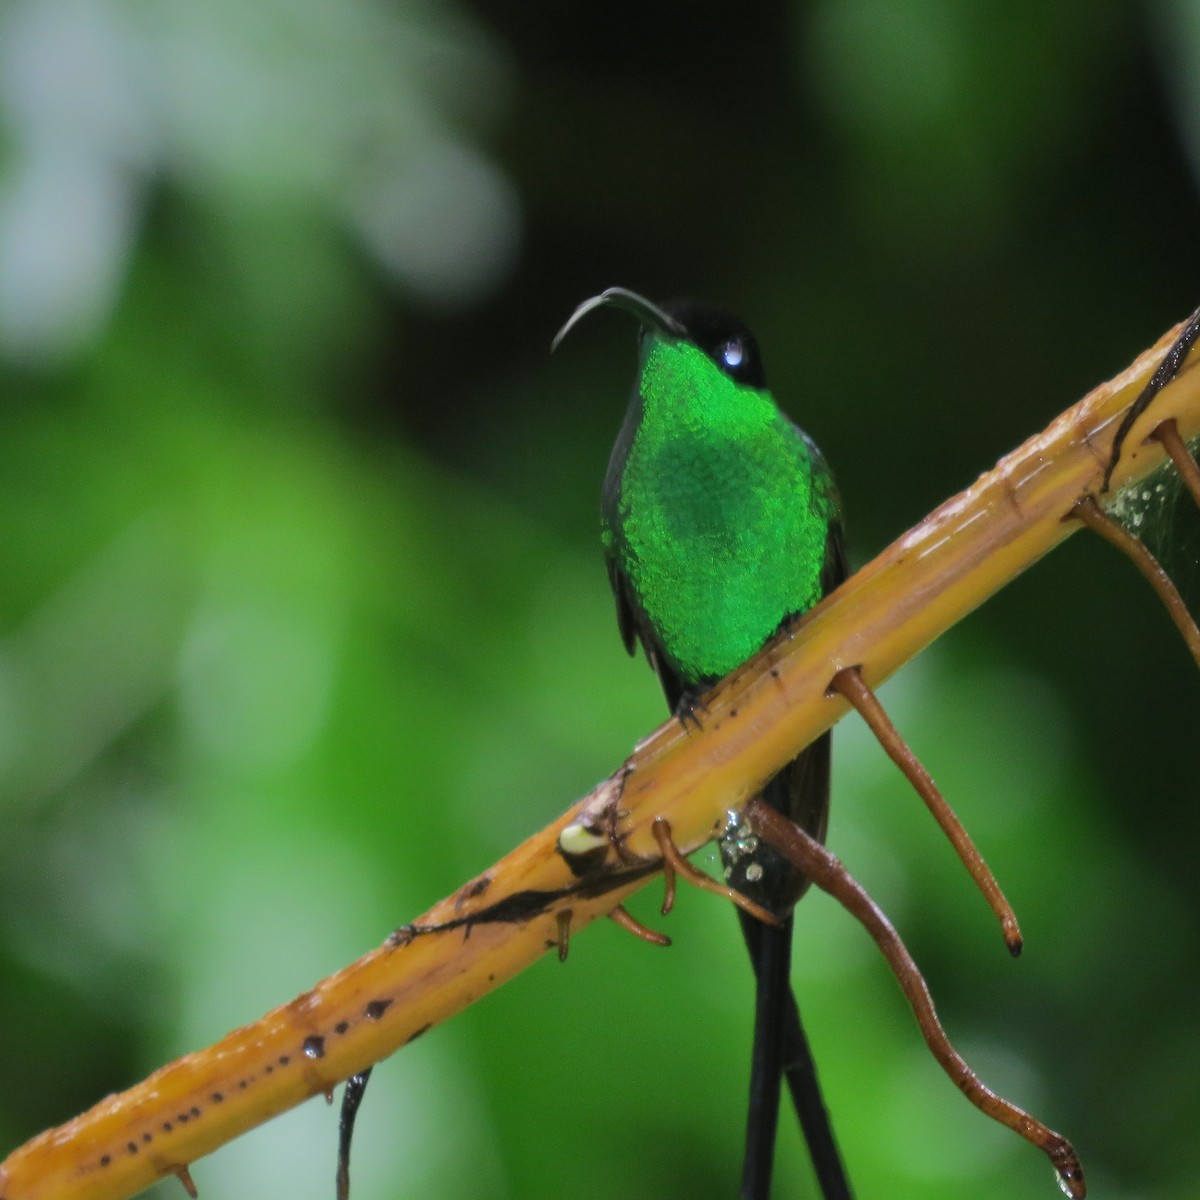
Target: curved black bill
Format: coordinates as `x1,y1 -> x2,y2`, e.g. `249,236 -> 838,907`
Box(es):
551,286 -> 686,352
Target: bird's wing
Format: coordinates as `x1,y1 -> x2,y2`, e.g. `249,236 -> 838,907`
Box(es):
604,550 -> 690,712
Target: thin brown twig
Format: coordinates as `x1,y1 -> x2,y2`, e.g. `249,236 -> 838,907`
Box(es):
650,817 -> 780,926
555,910 -> 573,962
608,904 -> 671,946
1070,494 -> 1200,671
170,1168 -> 197,1200
827,666 -> 1023,955
1150,419 -> 1200,513
658,842 -> 678,915
746,798 -> 1086,1199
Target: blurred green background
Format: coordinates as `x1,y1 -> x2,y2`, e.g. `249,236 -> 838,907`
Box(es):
2,1 -> 1199,1197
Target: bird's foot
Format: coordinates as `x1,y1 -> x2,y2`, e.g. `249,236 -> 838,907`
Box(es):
674,688 -> 709,732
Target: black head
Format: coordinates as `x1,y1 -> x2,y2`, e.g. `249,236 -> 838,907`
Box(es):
553,287 -> 767,389
656,298 -> 767,389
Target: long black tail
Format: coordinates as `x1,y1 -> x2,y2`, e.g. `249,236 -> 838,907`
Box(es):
739,911 -> 851,1200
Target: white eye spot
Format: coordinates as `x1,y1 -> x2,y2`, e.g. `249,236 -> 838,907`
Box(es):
721,339 -> 745,370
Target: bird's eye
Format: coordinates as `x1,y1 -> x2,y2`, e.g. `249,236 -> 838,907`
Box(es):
720,339 -> 745,371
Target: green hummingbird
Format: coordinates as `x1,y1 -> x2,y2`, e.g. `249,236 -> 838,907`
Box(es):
555,288 -> 850,1200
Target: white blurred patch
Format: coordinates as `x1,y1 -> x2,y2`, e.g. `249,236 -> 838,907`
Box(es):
0,0 -> 518,361
348,138 -> 521,310
0,0 -> 148,360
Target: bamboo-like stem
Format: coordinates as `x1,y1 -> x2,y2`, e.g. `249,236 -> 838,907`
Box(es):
3,317 -> 1200,1200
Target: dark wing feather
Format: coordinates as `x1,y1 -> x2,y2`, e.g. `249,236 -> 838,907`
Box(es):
822,518 -> 850,599
605,554 -> 639,660
604,551 -> 691,712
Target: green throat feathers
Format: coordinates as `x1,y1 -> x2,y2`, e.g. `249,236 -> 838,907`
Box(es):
601,335 -> 838,685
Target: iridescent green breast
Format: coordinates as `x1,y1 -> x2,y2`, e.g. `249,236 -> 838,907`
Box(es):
602,338 -> 835,685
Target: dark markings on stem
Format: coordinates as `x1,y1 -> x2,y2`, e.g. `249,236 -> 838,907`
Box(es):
455,873 -> 494,907
1104,305 -> 1200,492
396,862 -> 661,942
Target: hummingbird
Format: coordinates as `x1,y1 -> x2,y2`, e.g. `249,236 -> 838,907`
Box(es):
555,288 -> 851,1200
